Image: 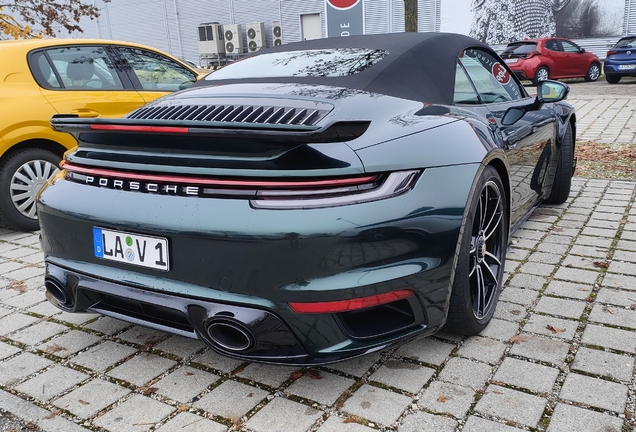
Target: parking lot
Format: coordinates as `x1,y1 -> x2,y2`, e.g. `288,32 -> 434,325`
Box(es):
0,80 -> 635,432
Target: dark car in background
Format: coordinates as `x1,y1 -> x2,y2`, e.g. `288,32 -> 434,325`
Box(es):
501,37 -> 601,85
604,35 -> 636,84
38,33 -> 575,365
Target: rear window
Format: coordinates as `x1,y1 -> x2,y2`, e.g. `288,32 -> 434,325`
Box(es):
502,43 -> 537,55
615,37 -> 636,49
205,48 -> 388,81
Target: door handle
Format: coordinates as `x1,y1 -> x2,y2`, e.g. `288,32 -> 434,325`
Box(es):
70,108 -> 99,118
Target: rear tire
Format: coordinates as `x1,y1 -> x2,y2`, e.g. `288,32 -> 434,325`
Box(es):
532,66 -> 549,85
0,148 -> 60,231
446,166 -> 508,335
584,63 -> 600,82
545,122 -> 574,204
605,74 -> 621,84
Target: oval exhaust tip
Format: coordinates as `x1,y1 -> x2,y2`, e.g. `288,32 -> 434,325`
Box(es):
206,319 -> 255,352
44,278 -> 70,306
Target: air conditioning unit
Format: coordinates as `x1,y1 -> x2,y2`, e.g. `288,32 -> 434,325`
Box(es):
223,24 -> 243,55
197,23 -> 225,55
272,21 -> 282,46
246,22 -> 266,52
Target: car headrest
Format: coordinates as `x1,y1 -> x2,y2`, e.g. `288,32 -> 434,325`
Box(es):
66,61 -> 94,81
38,56 -> 52,79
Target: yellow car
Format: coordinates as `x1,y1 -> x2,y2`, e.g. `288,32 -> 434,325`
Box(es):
0,38 -> 205,231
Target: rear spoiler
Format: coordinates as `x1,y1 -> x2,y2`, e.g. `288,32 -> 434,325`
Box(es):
50,115 -> 370,144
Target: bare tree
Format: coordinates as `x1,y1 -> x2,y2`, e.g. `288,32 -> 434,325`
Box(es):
405,0 -> 418,32
0,0 -> 109,39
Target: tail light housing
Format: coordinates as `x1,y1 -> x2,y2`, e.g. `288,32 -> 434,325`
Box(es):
606,50 -> 617,57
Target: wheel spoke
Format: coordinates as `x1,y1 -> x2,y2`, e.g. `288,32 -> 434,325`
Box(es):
481,259 -> 499,286
474,265 -> 486,317
483,197 -> 502,239
484,251 -> 502,267
16,196 -> 35,212
13,171 -> 34,186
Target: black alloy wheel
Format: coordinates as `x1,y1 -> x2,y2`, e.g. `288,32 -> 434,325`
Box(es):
446,166 -> 508,335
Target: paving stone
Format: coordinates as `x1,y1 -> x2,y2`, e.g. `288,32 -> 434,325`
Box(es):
574,235 -> 613,249
543,233 -> 575,245
54,311 -> 99,326
369,360 -> 434,394
463,416 -> 525,432
318,416 -> 375,432
533,296 -> 587,319
0,352 -> 53,386
93,394 -> 175,432
581,324 -> 636,353
1,290 -> 46,308
438,357 -> 492,390
417,381 -> 474,417
116,325 -> 169,346
71,341 -> 138,372
559,373 -> 628,412
499,287 -> 540,306
0,261 -> 25,275
492,357 -> 559,394
509,333 -> 570,366
509,238 -> 539,249
155,412 -> 227,432
493,301 -> 529,322
582,227 -> 618,237
547,403 -> 624,432
244,397 -> 322,432
395,337 -> 455,366
518,262 -> 555,277
107,352 -> 177,386
0,305 -> 11,317
536,242 -> 569,255
478,318 -> 519,342
341,384 -> 411,427
286,369 -> 354,406
36,330 -> 101,358
191,349 -> 245,374
236,362 -> 297,388
9,320 -> 67,346
325,352 -> 381,377
154,365 -> 219,403
3,267 -> 45,281
616,239 -> 636,252
194,380 -> 269,420
522,314 -> 578,340
508,273 -> 547,290
544,280 -> 593,300
0,313 -> 38,335
601,272 -> 636,290
154,335 -> 206,359
0,340 -> 20,360
0,389 -> 90,432
53,378 -> 130,418
84,316 -> 132,335
527,251 -> 562,265
587,219 -> 621,230
553,267 -> 599,284
15,365 -> 89,402
613,249 -> 636,263
571,347 -> 634,382
596,287 -> 636,307
562,254 -> 607,271
27,300 -> 63,317
457,336 -> 506,364
512,229 -> 544,241
398,411 -> 458,432
475,385 -> 547,428
589,303 -> 636,330
569,244 -> 610,259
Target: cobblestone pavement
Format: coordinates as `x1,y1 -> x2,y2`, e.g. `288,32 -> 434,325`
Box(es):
0,97 -> 635,432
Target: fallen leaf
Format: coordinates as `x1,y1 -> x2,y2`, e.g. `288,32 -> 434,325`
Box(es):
78,399 -> 90,405
43,344 -> 67,354
490,380 -> 505,386
290,370 -> 304,380
44,409 -> 62,420
625,410 -> 633,420
593,261 -> 609,269
546,325 -> 566,334
510,310 -> 521,315
231,364 -> 246,375
551,227 -> 563,232
577,287 -> 589,291
437,395 -> 447,403
185,372 -> 194,376
24,422 -> 38,430
565,264 -> 573,268
142,387 -> 158,395
619,219 -> 630,224
306,369 -> 322,380
344,419 -> 358,424
176,404 -> 189,412
493,389 -> 503,394
585,296 -> 595,302
8,280 -> 27,293
509,335 -> 528,344
336,402 -> 344,410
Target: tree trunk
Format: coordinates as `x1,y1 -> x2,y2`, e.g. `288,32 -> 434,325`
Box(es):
404,0 -> 418,32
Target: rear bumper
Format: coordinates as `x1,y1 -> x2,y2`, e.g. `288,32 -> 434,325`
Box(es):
603,61 -> 636,76
38,164 -> 479,364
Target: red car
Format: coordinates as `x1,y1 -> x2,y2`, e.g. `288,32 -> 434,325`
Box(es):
500,38 -> 601,85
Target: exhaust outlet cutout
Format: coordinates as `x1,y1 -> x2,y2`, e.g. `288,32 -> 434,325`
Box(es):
44,277 -> 71,307
206,318 -> 255,352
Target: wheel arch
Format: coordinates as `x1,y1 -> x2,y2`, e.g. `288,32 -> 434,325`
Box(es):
1,139 -> 68,163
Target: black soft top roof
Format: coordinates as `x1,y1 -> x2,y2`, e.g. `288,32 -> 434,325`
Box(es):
196,32 -> 493,105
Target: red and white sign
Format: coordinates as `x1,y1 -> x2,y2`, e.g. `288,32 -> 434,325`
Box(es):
326,0 -> 360,10
492,63 -> 510,85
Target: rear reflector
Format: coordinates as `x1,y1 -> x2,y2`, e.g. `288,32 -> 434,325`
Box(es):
288,290 -> 414,314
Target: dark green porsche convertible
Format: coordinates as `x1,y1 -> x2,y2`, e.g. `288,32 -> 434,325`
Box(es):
38,33 -> 575,365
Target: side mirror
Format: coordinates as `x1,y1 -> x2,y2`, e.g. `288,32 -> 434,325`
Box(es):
502,107 -> 526,126
537,80 -> 569,103
579,48 -> 586,53
178,80 -> 196,90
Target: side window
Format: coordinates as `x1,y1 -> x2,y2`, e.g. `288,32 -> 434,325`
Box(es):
459,48 -> 524,104
40,46 -> 124,90
116,47 -> 197,91
544,40 -> 561,52
453,62 -> 480,105
561,40 -> 580,53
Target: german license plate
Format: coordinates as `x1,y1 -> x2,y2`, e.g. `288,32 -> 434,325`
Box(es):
93,228 -> 169,271
618,64 -> 636,70
504,58 -> 518,64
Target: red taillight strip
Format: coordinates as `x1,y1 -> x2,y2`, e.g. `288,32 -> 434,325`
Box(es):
60,161 -> 379,189
288,289 -> 414,314
89,124 -> 189,133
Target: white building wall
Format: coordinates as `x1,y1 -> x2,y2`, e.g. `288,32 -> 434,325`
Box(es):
280,0 -> 324,43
